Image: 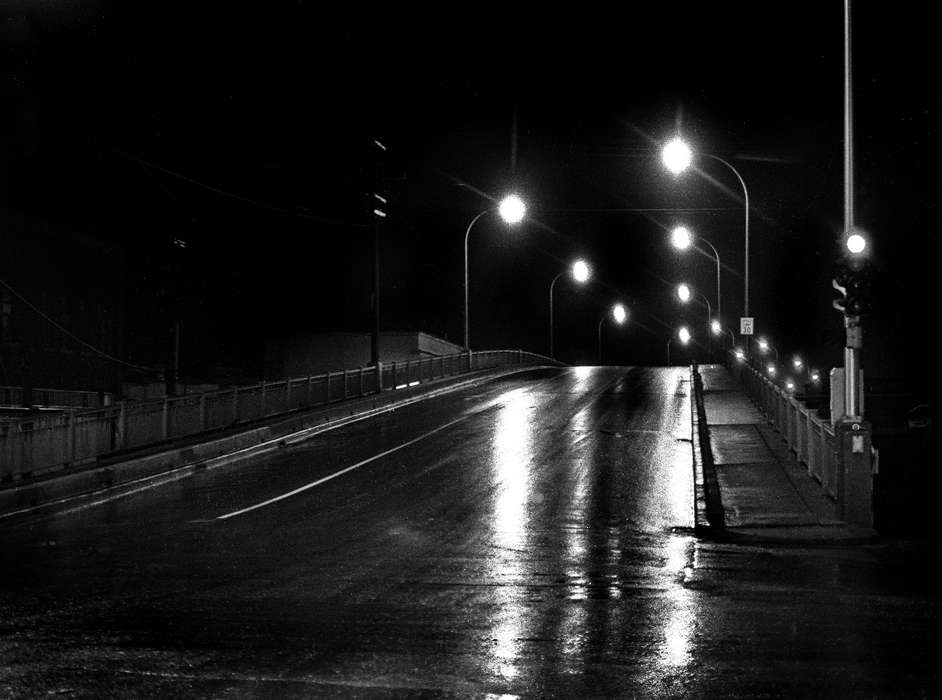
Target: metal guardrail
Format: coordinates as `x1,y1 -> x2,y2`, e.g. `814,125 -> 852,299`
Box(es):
731,360 -> 840,500
0,350 -> 558,483
1,386 -> 113,410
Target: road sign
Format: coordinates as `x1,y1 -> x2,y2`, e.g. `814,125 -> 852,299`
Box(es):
740,317 -> 754,335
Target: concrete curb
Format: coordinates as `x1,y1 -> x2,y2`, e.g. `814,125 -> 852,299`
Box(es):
0,364 -> 556,522
691,365 -> 726,537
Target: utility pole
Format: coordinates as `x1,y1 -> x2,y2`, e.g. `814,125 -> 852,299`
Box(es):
836,0 -> 872,527
370,138 -> 387,368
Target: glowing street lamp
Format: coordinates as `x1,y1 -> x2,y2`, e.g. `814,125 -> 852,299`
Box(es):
792,356 -> 804,371
464,194 -> 527,349
549,259 -> 592,359
767,363 -> 777,376
598,302 -> 628,364
755,336 -> 779,362
810,370 -> 821,384
785,379 -> 796,392
676,283 -> 692,303
667,325 -> 692,365
711,319 -> 722,336
846,231 -> 867,255
662,137 -> 693,176
572,259 -> 591,284
734,348 -> 746,362
670,225 -> 693,251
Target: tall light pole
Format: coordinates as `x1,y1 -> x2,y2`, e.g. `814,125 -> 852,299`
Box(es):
550,259 -> 591,359
464,194 -> 526,350
670,225 -> 722,323
370,138 -> 387,367
662,138 -> 750,326
598,302 -> 627,364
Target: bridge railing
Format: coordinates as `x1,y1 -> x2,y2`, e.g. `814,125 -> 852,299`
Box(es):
1,386 -> 114,410
731,358 -> 840,500
0,349 -> 558,484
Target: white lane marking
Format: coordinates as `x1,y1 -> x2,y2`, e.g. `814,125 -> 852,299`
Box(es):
216,411 -> 477,521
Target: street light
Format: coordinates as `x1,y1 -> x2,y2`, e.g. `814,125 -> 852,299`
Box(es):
734,348 -> 746,362
846,230 -> 867,255
549,258 -> 592,359
711,319 -> 722,336
661,137 -> 751,323
598,302 -> 628,364
756,336 -> 779,362
667,325 -> 692,365
767,363 -> 777,376
810,370 -> 821,384
669,224 -> 723,324
670,225 -> 693,250
676,283 -> 692,303
662,138 -> 693,175
464,194 -> 527,350
792,356 -> 804,371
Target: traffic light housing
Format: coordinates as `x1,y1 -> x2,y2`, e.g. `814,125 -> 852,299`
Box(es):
833,256 -> 871,318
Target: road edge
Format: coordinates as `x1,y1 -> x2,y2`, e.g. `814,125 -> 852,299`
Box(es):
691,364 -> 726,537
0,364 -> 557,523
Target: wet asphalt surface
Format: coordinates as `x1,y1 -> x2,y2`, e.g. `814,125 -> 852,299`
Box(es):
1,366 -> 941,698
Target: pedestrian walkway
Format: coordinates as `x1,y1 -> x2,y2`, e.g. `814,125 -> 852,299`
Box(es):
695,364 -> 876,543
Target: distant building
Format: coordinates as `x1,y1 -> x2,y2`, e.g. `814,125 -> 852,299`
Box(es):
265,331 -> 464,380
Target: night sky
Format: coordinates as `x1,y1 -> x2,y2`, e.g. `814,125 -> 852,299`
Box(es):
2,3 -> 939,392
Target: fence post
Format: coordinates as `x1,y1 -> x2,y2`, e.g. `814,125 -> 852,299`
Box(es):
359,367 -> 364,396
199,394 -> 207,431
343,369 -> 349,399
232,387 -> 239,422
391,363 -> 397,389
66,411 -> 75,465
307,375 -> 313,405
162,398 -> 169,439
261,381 -> 267,416
376,362 -> 383,393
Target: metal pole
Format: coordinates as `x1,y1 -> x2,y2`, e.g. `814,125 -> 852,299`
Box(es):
844,0 -> 862,420
549,272 -> 563,359
703,154 -> 749,330
597,317 -> 605,365
666,338 -> 672,366
463,209 -> 490,351
699,237 -> 722,323
371,218 -> 381,366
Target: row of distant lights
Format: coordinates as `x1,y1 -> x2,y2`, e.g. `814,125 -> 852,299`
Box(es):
497,196 -> 635,331
733,344 -> 821,393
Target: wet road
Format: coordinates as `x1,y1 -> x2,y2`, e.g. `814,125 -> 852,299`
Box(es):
2,366 -> 940,697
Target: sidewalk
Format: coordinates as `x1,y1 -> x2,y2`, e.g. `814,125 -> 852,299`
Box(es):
693,364 -> 877,544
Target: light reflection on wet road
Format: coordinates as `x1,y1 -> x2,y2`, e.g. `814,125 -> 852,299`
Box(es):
3,366 -> 937,697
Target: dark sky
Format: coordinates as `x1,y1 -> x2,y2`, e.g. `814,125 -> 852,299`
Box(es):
2,3 -> 938,387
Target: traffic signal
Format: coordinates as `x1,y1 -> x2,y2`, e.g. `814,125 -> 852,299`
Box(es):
832,257 -> 872,318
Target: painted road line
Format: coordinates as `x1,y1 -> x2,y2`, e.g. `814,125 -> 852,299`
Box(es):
216,410 -> 479,521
